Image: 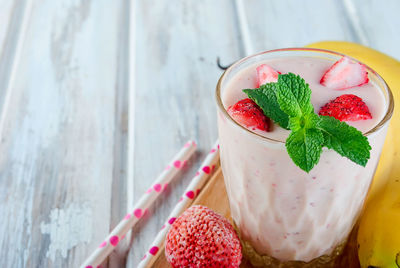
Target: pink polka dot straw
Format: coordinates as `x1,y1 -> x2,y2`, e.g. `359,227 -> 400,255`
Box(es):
80,140 -> 197,268
137,140 -> 220,268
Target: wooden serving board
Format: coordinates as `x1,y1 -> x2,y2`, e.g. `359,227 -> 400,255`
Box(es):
149,166 -> 360,267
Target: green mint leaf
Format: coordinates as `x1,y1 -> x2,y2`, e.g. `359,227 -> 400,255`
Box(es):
243,84 -> 289,129
288,113 -> 320,132
286,127 -> 324,173
317,116 -> 371,167
275,73 -> 314,117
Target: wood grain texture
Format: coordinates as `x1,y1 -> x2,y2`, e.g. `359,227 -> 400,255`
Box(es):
0,0 -> 127,267
0,0 -> 29,114
348,0 -> 400,60
0,0 -> 15,58
240,0 -> 400,60
127,0 -> 242,266
239,0 -> 358,54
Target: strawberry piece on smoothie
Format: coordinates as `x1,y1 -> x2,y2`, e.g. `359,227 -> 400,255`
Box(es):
227,98 -> 270,131
319,94 -> 372,121
256,64 -> 280,87
320,56 -> 369,90
165,205 -> 242,268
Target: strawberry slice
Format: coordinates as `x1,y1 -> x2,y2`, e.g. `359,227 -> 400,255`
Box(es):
256,64 -> 280,87
319,94 -> 372,121
320,56 -> 369,90
227,98 -> 270,131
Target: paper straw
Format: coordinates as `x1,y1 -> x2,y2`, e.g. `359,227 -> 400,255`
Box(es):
81,140 -> 197,268
137,141 -> 220,268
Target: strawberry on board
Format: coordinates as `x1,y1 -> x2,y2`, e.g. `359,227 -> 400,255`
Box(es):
256,64 -> 280,87
319,94 -> 372,121
227,98 -> 270,131
320,56 -> 369,90
165,205 -> 242,268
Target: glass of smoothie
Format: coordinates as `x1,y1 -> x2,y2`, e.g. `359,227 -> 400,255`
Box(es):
215,48 -> 394,267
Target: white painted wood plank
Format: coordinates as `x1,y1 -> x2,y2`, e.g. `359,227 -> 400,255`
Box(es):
240,0 -> 359,54
0,0 -> 29,113
348,0 -> 400,60
108,1 -> 130,267
0,0 -> 14,57
0,0 -> 126,267
127,0 -> 242,266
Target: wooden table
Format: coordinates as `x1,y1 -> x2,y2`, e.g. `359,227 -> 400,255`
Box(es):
0,1 -> 399,267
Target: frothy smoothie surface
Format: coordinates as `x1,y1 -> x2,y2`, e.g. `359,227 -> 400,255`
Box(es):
222,56 -> 386,141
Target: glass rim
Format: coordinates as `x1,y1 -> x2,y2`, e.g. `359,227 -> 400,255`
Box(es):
215,47 -> 395,144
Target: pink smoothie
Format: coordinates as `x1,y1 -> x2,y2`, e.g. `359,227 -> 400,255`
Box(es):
217,52 -> 390,262
223,57 -> 386,140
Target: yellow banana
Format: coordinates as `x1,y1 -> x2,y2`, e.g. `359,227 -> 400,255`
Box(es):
306,41 -> 400,268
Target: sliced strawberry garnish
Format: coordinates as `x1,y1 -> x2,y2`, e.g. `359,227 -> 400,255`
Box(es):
227,98 -> 269,131
320,56 -> 369,90
319,94 -> 372,121
256,64 -> 280,87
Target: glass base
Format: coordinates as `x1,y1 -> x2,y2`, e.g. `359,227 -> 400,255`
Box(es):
233,223 -> 349,268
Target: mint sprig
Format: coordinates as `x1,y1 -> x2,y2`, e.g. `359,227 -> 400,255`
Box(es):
243,73 -> 371,172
